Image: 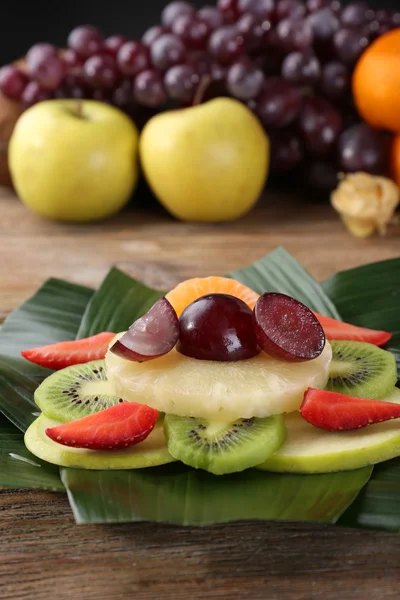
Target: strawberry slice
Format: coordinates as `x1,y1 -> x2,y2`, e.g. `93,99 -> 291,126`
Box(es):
21,332 -> 116,369
46,402 -> 159,450
313,312 -> 391,347
300,387 -> 400,431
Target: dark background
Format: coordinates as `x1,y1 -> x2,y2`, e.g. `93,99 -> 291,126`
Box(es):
0,0 -> 398,65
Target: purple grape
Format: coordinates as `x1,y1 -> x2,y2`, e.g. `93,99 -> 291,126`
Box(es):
188,52 -> 212,76
236,14 -> 271,51
198,6 -> 224,29
333,28 -> 369,66
276,18 -> 313,52
299,97 -> 343,157
164,64 -> 199,102
112,78 -> 134,108
133,69 -> 168,107
21,81 -> 52,107
226,59 -> 264,100
337,124 -> 391,176
162,2 -> 195,27
104,35 -> 128,57
275,0 -> 306,21
172,15 -> 211,50
320,61 -> 349,100
217,0 -> 240,23
117,41 -> 150,76
341,3 -> 375,28
306,0 -> 340,13
208,26 -> 245,64
67,25 -> 103,59
150,34 -> 186,71
63,49 -> 82,70
237,0 -> 275,20
142,26 -> 170,47
307,8 -> 340,44
281,51 -> 321,85
0,65 -> 27,100
211,62 -> 228,82
269,130 -> 304,174
27,47 -> 66,91
256,78 -> 302,127
83,54 -> 119,89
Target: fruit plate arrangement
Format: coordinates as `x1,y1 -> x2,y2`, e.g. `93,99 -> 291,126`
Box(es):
1,247 -> 400,529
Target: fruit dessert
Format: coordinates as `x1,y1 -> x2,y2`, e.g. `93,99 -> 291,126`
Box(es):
23,275 -> 400,478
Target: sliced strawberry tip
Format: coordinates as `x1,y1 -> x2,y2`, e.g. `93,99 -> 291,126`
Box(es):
21,332 -> 116,370
300,387 -> 400,431
313,312 -> 391,347
45,402 -> 159,450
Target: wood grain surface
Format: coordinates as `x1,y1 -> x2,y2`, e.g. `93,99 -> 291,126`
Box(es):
1,185 -> 400,600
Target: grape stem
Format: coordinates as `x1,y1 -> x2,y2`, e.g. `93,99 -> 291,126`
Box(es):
192,75 -> 212,107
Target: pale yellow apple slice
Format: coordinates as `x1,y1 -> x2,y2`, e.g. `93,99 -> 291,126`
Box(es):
24,415 -> 174,470
105,343 -> 332,420
258,389 -> 400,473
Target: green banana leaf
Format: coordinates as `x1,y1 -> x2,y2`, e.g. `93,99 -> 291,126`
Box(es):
0,412 -> 64,491
323,258 -> 400,533
0,247 -> 398,528
61,463 -> 371,526
0,278 -> 94,431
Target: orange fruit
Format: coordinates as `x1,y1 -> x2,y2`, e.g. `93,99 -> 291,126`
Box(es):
166,276 -> 260,316
353,29 -> 400,133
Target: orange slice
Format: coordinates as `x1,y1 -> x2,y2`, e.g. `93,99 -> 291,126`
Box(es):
166,276 -> 260,317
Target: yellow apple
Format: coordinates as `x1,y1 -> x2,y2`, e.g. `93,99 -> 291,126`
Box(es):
9,99 -> 139,222
140,98 -> 270,222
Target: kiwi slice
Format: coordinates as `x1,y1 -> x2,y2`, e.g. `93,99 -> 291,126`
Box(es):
24,414 -> 174,470
164,414 -> 286,475
34,360 -> 122,423
326,340 -> 397,399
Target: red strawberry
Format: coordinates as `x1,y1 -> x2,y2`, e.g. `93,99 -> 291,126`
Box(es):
46,402 -> 159,450
313,312 -> 391,347
21,332 -> 116,369
300,387 -> 400,431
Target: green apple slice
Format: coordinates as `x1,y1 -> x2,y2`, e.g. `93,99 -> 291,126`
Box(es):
24,414 -> 175,470
258,388 -> 400,474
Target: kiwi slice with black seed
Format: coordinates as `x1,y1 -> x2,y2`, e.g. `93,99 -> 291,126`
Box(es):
34,360 -> 122,423
164,414 -> 286,475
326,340 -> 397,399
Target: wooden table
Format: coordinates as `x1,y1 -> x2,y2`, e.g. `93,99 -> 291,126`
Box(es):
1,185 -> 400,600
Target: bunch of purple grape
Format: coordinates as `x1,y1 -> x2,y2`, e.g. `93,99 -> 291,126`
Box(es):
0,0 -> 399,194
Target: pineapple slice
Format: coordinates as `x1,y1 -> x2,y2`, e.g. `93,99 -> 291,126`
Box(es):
106,342 -> 332,420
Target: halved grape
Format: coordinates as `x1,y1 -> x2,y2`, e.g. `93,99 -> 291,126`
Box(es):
111,297 -> 179,362
253,293 -> 326,362
178,294 -> 259,362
